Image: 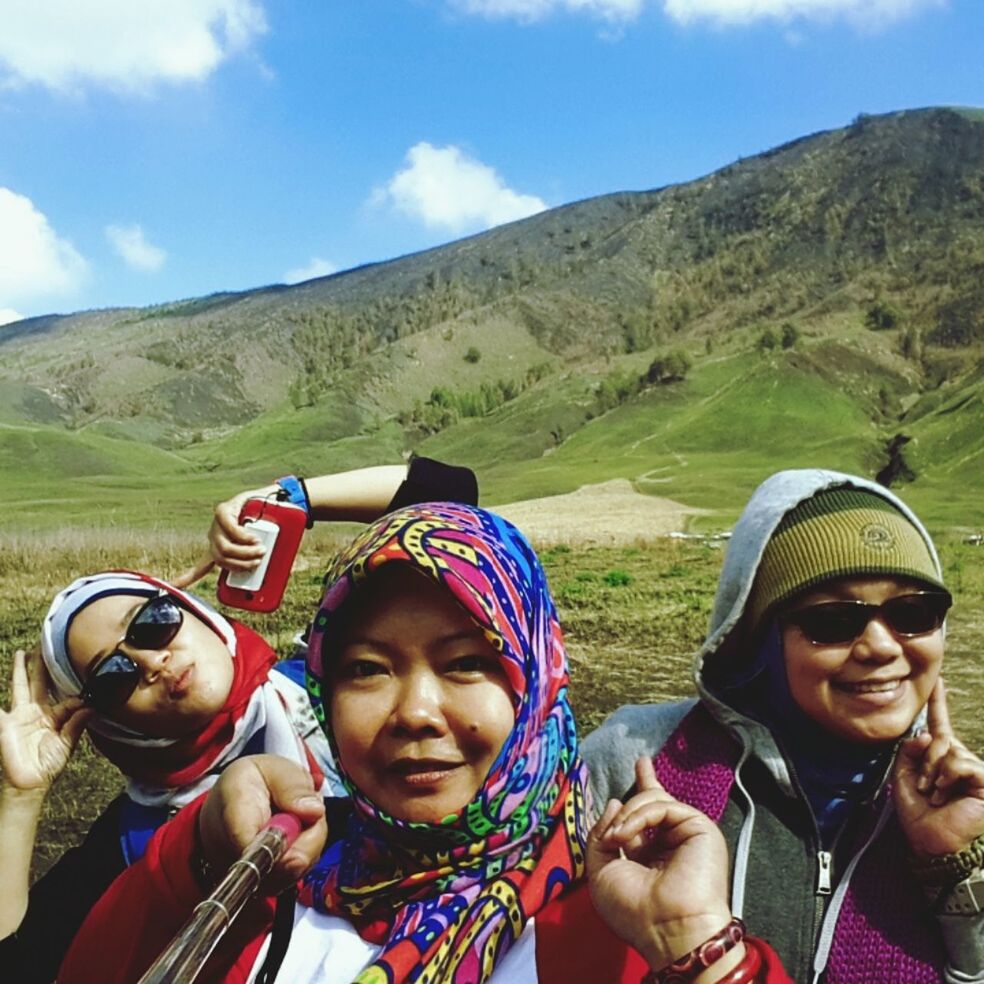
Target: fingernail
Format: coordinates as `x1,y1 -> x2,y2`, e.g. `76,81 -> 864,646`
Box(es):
296,796 -> 323,810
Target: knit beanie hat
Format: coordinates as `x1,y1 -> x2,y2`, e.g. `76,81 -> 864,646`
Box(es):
746,486 -> 945,633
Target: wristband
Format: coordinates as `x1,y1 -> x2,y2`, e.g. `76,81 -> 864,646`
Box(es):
275,475 -> 313,527
911,832 -> 984,887
643,917 -> 746,984
939,870 -> 984,916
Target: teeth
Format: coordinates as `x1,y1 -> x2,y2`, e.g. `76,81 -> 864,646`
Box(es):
841,681 -> 900,694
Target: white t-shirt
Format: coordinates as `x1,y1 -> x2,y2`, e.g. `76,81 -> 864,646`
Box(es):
248,903 -> 539,984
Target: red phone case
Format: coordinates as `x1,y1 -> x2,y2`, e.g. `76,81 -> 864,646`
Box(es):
216,497 -> 307,612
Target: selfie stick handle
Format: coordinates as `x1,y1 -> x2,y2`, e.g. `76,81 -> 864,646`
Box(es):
137,813 -> 302,984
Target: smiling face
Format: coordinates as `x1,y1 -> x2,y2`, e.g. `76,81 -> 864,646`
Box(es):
67,594 -> 235,738
326,564 -> 516,824
780,576 -> 944,743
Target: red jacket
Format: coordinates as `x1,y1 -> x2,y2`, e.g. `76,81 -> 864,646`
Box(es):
59,797 -> 792,984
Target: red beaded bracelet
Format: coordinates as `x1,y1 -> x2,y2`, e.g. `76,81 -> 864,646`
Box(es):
642,917 -> 747,984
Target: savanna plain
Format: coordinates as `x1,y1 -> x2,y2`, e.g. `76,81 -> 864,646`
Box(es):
2,518 -> 981,879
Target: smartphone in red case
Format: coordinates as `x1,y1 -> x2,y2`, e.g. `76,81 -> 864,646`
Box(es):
216,497 -> 307,612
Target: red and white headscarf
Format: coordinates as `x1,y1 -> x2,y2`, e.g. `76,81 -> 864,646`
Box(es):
40,569 -> 326,808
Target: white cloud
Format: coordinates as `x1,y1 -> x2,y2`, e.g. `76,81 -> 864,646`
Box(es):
0,188 -> 88,307
449,0 -> 643,21
374,143 -> 548,234
284,257 -> 338,285
106,224 -> 167,272
0,309 -> 25,327
661,0 -> 944,29
0,1 -> 267,93
449,0 -> 941,26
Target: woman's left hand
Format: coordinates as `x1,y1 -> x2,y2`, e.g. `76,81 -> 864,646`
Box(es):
893,678 -> 984,857
586,756 -> 738,974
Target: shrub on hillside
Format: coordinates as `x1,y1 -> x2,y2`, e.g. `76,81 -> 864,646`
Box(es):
928,294 -> 984,347
645,350 -> 691,384
864,300 -> 901,331
757,327 -> 777,352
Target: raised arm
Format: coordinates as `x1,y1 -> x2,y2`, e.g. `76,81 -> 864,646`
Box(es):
204,459 -> 478,576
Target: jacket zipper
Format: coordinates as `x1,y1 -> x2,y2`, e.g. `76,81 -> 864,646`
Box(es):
816,850 -> 832,895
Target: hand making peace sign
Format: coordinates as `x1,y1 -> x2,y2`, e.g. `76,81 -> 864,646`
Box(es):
0,649 -> 93,795
893,678 -> 984,858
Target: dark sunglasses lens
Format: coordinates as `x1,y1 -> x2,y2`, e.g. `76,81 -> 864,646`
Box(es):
126,595 -> 183,650
883,594 -> 950,635
792,604 -> 868,644
84,653 -> 140,712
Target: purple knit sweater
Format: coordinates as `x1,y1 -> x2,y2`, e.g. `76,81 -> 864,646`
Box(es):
653,705 -> 944,984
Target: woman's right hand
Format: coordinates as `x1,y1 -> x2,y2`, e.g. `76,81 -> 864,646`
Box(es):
586,756 -> 743,980
198,754 -> 328,892
208,485 -> 279,573
0,649 -> 92,795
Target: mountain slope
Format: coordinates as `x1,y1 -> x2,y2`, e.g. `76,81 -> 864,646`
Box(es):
3,107 -> 984,530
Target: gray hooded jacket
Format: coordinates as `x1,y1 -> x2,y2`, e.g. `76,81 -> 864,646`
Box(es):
583,469 -> 984,984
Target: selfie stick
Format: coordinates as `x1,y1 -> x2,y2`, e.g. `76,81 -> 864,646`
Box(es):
137,813 -> 302,984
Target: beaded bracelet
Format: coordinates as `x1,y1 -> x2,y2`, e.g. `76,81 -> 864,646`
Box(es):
642,917 -> 747,984
911,832 -> 984,887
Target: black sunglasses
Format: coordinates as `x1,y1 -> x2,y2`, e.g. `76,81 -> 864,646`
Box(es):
80,592 -> 184,713
782,591 -> 951,646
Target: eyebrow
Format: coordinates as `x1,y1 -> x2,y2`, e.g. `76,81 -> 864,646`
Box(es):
338,627 -> 489,652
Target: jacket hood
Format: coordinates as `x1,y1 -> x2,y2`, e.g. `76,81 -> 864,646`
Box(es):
694,468 -> 944,696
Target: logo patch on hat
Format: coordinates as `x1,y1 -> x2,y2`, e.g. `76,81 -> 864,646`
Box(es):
860,523 -> 895,550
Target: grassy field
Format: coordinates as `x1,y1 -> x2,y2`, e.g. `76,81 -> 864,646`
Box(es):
1,526 -> 982,880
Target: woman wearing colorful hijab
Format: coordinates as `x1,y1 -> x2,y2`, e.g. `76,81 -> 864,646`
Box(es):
59,504 -> 789,984
0,457 -> 477,982
585,469 -> 984,983
0,570 -> 336,984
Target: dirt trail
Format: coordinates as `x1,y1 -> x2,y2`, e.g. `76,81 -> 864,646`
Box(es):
494,478 -> 712,546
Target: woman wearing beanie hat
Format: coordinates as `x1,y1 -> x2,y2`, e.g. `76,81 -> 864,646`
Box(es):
584,468 -> 984,984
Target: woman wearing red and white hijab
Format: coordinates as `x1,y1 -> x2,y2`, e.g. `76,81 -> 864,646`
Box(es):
0,570 -> 337,984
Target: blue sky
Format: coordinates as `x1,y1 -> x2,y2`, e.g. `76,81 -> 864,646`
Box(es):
1,0 -> 982,324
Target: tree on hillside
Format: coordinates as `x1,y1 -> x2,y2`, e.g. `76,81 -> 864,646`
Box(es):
780,323 -> 799,349
645,350 -> 691,385
865,299 -> 901,331
757,327 -> 777,352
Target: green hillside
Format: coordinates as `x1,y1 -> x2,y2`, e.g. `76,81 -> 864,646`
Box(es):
3,106 -> 984,531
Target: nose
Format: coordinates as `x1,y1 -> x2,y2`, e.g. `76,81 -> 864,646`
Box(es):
124,644 -> 170,681
390,669 -> 447,736
852,615 -> 905,663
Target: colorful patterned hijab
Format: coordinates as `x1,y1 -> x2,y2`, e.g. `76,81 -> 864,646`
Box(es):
300,503 -> 589,984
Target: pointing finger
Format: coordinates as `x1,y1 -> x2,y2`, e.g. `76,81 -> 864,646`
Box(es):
926,677 -> 953,740
635,755 -> 664,792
